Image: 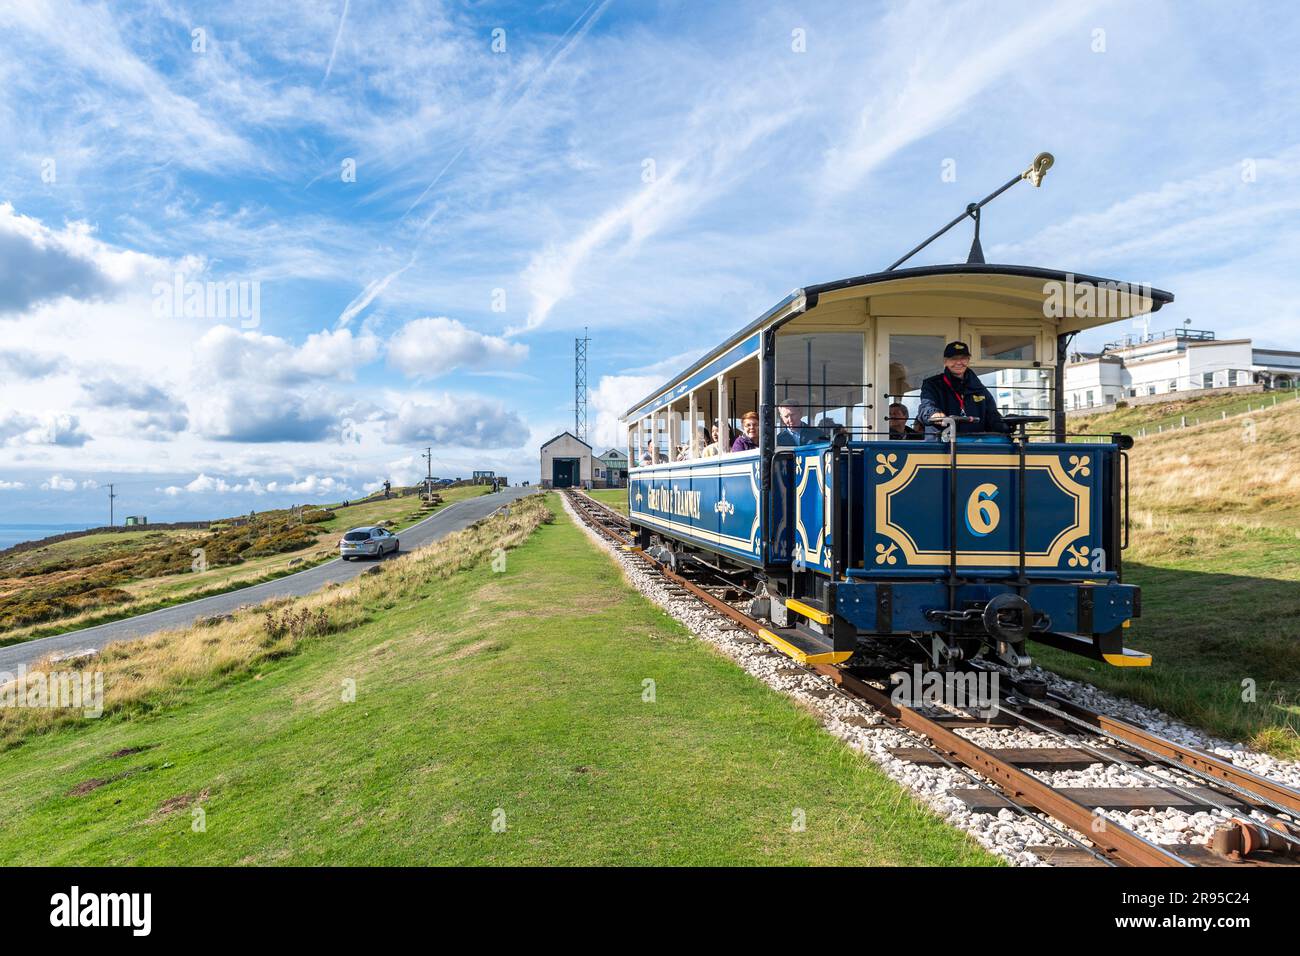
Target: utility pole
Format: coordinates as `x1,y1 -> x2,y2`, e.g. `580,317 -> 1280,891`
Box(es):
108,483 -> 117,526
575,327 -> 589,443
423,446 -> 433,480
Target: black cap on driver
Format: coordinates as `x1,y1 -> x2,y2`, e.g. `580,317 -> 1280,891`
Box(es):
943,341 -> 971,358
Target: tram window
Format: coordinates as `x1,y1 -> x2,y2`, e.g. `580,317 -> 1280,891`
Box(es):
979,332 -> 1036,363
775,333 -> 866,437
886,334 -> 944,431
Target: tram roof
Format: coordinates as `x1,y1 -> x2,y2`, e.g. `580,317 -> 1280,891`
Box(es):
621,263 -> 1173,420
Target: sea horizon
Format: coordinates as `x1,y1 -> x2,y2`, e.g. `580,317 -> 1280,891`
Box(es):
0,522 -> 101,552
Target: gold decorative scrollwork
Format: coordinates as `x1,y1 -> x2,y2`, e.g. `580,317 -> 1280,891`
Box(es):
1065,544 -> 1090,567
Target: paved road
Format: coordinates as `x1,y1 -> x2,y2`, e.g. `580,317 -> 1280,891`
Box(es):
0,486 -> 537,671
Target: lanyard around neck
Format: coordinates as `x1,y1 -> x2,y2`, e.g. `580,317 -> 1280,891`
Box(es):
942,372 -> 966,414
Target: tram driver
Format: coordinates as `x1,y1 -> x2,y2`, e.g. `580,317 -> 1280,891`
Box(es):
917,341 -> 1008,437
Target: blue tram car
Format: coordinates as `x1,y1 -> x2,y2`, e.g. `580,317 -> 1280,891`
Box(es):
621,262 -> 1171,671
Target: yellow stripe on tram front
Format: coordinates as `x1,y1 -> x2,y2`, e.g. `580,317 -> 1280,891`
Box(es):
756,628 -> 853,666
1103,650 -> 1152,667
785,598 -> 832,626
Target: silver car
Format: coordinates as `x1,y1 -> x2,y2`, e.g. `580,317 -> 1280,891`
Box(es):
339,525 -> 400,560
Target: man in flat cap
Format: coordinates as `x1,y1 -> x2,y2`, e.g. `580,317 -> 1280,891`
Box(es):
917,341 -> 1008,437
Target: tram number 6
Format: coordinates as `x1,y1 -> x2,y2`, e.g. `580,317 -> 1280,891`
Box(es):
964,483 -> 1001,537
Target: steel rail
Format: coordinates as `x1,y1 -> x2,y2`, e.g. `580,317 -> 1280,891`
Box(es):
807,664 -> 1191,867
1038,691 -> 1300,818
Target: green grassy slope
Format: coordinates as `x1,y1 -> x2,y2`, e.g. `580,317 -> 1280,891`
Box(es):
0,496 -> 994,866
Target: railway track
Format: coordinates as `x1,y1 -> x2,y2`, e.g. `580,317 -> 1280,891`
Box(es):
564,489 -> 1300,868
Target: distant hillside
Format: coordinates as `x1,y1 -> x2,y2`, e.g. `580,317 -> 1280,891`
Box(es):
1071,389 -> 1296,438
0,485 -> 486,643
1117,393 -> 1300,527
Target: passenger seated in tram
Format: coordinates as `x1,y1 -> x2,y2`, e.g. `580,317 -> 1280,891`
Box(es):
731,411 -> 760,451
691,425 -> 710,458
888,402 -> 923,440
815,417 -> 843,441
641,439 -> 661,465
776,401 -> 819,446
917,341 -> 1008,438
702,421 -> 732,457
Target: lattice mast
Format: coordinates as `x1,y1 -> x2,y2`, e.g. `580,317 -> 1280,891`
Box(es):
575,328 -> 589,442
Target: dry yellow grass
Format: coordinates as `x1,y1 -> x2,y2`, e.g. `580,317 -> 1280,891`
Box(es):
1129,400 -> 1300,519
0,493 -> 551,750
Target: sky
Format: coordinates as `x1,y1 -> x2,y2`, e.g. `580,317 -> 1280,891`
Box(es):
2,0 -> 1299,525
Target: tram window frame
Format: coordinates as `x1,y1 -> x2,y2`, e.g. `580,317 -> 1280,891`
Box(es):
962,324 -> 1044,368
773,330 -> 867,441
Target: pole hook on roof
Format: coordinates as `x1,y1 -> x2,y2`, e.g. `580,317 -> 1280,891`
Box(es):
884,151 -> 1054,272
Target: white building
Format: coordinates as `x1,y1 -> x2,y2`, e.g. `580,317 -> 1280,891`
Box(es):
989,366 -> 1054,416
594,448 -> 627,488
1058,329 -> 1299,412
539,432 -> 592,489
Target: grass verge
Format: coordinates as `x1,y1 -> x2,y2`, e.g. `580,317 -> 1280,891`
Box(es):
0,494 -> 994,866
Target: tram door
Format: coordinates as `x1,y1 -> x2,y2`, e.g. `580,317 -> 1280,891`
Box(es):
873,317 -> 961,435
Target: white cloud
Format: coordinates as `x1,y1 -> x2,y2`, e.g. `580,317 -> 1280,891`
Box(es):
194,325 -> 381,385
40,474 -> 77,492
170,473 -> 267,495
590,373 -> 662,450
382,394 -> 528,448
0,348 -> 65,380
336,261 -> 411,328
189,387 -> 342,444
0,202 -> 122,314
265,474 -> 355,496
0,480 -> 25,490
990,146 -> 1300,268
0,411 -> 90,448
387,317 -> 527,378
0,1 -> 258,173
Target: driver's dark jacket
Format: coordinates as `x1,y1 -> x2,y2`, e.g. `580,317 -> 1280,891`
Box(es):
916,370 -> 1007,436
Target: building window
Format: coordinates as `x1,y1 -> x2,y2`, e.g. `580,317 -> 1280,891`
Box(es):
1086,390 -> 1094,407
1203,372 -> 1213,389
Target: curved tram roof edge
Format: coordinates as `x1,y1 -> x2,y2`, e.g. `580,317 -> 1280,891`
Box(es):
621,262 -> 1175,422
